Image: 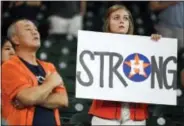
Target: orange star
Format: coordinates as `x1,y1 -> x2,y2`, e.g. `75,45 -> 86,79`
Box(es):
124,54 -> 150,78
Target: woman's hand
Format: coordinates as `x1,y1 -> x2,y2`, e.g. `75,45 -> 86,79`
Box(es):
151,34 -> 162,41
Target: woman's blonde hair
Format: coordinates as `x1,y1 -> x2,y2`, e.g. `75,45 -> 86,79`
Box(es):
103,4 -> 134,34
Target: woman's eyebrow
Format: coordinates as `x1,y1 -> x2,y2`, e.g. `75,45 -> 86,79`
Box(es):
4,45 -> 11,48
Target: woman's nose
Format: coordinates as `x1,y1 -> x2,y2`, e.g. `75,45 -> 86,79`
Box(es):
120,19 -> 124,24
10,49 -> 15,55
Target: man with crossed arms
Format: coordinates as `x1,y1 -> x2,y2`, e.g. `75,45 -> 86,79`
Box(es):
2,19 -> 68,126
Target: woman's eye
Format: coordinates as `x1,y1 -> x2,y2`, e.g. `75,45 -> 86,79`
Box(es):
114,16 -> 119,20
124,17 -> 129,21
5,48 -> 10,50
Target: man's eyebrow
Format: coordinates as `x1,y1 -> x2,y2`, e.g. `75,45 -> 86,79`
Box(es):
24,24 -> 37,30
24,24 -> 30,28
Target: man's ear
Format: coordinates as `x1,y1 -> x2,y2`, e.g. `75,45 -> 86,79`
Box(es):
11,35 -> 20,46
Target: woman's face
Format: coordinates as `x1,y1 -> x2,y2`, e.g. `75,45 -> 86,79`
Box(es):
109,9 -> 130,34
2,41 -> 15,63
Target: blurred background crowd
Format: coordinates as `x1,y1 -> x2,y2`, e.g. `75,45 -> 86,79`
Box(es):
1,1 -> 184,126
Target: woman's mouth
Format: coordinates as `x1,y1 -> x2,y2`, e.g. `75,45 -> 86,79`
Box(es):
119,26 -> 124,29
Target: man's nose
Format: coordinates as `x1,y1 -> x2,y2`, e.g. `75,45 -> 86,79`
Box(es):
32,31 -> 38,35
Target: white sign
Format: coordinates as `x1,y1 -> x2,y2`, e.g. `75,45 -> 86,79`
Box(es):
76,30 -> 177,105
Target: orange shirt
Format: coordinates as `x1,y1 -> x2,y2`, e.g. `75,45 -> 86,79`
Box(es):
2,56 -> 66,125
89,100 -> 148,121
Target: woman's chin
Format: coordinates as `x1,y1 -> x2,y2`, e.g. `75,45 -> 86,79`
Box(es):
117,31 -> 126,34
111,30 -> 127,34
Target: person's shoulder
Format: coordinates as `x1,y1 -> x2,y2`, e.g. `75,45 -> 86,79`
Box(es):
2,56 -> 26,76
2,56 -> 21,69
38,59 -> 56,69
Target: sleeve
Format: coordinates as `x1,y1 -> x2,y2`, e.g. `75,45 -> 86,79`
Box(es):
47,63 -> 67,93
2,63 -> 31,100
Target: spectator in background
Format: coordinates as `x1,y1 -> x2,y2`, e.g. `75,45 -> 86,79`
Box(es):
8,1 -> 42,22
182,69 -> 184,87
5,1 -> 48,38
1,37 -> 15,64
149,1 -> 184,51
47,1 -> 86,37
180,48 -> 184,88
2,19 -> 68,125
150,2 -> 184,119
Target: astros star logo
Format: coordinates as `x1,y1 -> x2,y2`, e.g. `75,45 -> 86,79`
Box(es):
123,53 -> 151,82
124,54 -> 150,78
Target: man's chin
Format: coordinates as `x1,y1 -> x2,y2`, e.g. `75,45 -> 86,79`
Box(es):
32,45 -> 41,51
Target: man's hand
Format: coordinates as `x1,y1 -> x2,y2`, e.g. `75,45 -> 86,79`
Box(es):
15,72 -> 62,106
44,72 -> 63,88
40,92 -> 68,109
150,1 -> 179,11
162,1 -> 179,5
12,99 -> 26,109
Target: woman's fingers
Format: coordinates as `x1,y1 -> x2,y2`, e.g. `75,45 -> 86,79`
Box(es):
151,34 -> 162,41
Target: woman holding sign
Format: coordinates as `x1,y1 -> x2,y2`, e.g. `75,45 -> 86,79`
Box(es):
89,4 -> 161,125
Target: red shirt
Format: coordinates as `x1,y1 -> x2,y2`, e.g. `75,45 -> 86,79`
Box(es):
89,100 -> 148,121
